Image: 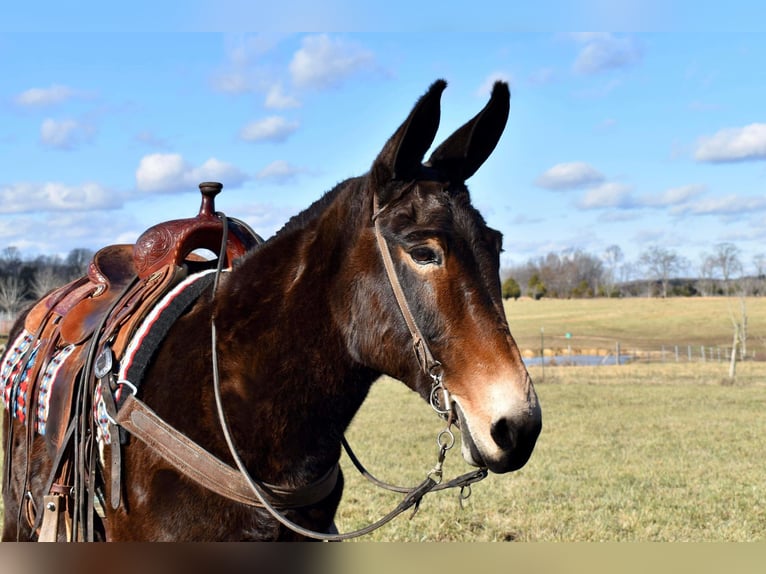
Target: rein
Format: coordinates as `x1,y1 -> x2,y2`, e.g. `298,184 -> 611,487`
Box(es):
206,191 -> 487,541
91,190 -> 484,541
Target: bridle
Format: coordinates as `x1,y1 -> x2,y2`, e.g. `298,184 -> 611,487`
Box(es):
208,185 -> 488,541
371,186 -> 452,418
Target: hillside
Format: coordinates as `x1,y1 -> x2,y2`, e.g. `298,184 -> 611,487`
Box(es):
504,296 -> 766,360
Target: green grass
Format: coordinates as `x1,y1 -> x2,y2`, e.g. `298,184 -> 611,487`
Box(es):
336,366 -> 766,541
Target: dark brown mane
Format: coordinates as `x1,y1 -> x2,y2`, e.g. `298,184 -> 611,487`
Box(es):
272,177 -> 365,239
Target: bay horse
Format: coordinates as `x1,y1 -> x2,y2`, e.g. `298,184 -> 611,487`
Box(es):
1,79 -> 541,541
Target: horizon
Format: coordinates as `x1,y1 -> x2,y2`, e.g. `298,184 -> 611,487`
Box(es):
2,31 -> 765,275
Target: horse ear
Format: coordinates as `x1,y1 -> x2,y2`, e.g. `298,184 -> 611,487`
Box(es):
427,81 -> 510,182
371,79 -> 446,201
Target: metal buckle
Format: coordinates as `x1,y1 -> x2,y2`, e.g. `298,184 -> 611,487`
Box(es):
94,347 -> 113,379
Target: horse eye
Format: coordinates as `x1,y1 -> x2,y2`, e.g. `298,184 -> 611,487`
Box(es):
409,246 -> 441,265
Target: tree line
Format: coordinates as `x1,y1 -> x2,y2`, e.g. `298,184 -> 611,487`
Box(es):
502,242 -> 766,299
0,246 -> 93,316
1,240 -> 765,317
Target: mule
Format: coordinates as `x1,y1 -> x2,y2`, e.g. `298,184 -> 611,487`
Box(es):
1,79 -> 541,541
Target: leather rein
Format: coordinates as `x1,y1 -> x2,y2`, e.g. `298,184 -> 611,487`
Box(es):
108,187 -> 487,541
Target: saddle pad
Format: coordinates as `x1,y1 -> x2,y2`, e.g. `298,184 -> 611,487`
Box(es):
1,330 -> 85,437
1,330 -> 39,426
94,268 -> 219,446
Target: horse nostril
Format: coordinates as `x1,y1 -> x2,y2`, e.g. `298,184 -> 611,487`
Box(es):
490,416 -> 518,451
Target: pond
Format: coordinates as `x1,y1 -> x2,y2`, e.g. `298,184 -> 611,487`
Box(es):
523,354 -> 636,367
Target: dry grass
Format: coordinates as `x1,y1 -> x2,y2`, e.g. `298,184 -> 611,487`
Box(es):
336,366 -> 766,541
2,297 -> 765,542
504,297 -> 766,359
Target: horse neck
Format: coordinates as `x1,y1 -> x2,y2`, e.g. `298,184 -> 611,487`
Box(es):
211,180 -> 376,480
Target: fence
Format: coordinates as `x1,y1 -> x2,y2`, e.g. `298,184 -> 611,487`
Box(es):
0,312 -> 16,339
520,338 -> 760,367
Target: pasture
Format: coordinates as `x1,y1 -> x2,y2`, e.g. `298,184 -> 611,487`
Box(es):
337,364 -> 766,541
333,297 -> 766,541
1,297 -> 764,540
503,296 -> 766,360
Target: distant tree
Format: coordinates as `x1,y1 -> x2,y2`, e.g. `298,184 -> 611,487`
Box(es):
754,253 -> 766,279
502,277 -> 521,300
525,249 -> 603,298
1,246 -> 23,275
639,246 -> 688,298
31,267 -> 65,299
528,273 -> 547,300
704,242 -> 742,294
602,244 -> 624,297
0,276 -> 27,316
66,248 -> 94,278
697,255 -> 717,296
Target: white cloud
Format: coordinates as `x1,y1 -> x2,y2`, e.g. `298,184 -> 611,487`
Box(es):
239,116 -> 299,143
212,72 -> 251,94
15,84 -> 75,106
659,184 -> 705,205
535,162 -> 604,190
188,158 -> 248,187
135,153 -> 187,193
40,118 -> 94,149
694,123 -> 766,162
671,194 -> 766,216
289,34 -> 375,90
651,184 -> 706,206
571,33 -> 642,75
256,160 -> 307,184
135,153 -> 248,193
0,182 -> 119,214
264,84 -> 301,109
578,182 -> 634,209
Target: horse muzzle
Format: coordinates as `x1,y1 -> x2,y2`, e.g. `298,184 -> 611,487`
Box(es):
453,396 -> 542,474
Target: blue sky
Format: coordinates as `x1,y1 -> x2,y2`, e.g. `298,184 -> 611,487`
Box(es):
2,28 -> 765,275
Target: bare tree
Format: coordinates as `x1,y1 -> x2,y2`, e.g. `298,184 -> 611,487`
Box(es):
66,248 -> 94,279
753,253 -> 766,295
705,242 -> 742,294
698,255 -> 716,296
728,297 -> 749,379
31,267 -> 65,299
523,249 -> 604,298
754,253 -> 766,278
602,244 -> 623,297
1,246 -> 23,275
0,276 -> 27,316
639,245 -> 688,298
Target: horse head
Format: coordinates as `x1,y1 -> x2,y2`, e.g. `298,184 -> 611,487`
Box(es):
343,80 -> 541,474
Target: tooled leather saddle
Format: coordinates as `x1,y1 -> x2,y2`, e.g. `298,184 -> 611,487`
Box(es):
1,182 -> 262,539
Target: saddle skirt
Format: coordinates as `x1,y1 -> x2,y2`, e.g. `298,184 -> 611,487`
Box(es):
0,253 -> 186,451
0,182 -> 261,455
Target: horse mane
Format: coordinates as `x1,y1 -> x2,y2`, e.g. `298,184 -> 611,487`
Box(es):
272,176 -> 365,240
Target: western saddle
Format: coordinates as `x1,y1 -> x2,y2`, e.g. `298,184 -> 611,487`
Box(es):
4,182 -> 262,541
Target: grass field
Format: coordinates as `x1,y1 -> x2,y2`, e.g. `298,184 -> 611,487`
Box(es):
334,296 -> 766,541
504,296 -> 766,359
336,364 -> 766,541
1,297 -> 764,541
